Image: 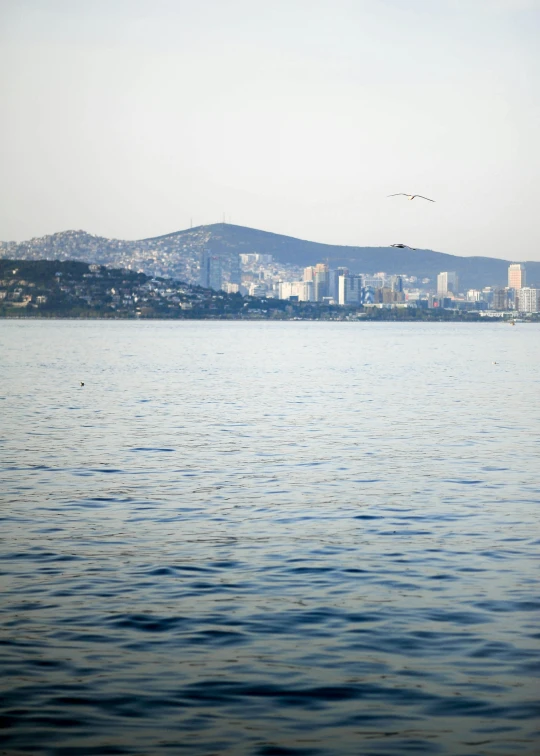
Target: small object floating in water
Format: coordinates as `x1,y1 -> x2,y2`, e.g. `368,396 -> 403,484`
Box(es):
80,381 -> 85,386
492,362 -> 498,365
391,243 -> 417,249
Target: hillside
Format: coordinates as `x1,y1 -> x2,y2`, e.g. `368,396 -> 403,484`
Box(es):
0,259 -> 496,322
2,224 -> 538,290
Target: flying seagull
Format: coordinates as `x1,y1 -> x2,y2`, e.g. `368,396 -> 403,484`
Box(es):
388,193 -> 435,202
391,243 -> 416,249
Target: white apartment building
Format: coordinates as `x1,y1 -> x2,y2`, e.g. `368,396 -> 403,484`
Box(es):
279,280 -> 315,302
516,287 -> 540,313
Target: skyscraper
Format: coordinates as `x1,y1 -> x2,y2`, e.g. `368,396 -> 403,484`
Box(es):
508,263 -> 526,289
437,271 -> 459,295
228,254 -> 242,285
328,267 -> 349,302
200,250 -> 223,290
390,275 -> 403,293
338,273 -> 362,305
313,263 -> 329,302
492,288 -> 508,311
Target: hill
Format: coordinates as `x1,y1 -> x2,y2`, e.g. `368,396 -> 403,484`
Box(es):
0,258 -> 496,322
2,224 -> 538,290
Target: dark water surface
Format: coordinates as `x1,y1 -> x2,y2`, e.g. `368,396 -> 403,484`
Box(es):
1,321 -> 539,755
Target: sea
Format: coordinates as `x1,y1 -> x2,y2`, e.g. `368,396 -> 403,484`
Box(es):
1,320 -> 539,756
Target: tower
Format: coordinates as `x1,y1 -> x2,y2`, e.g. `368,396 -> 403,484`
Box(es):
313,263 -> 329,302
228,254 -> 241,285
338,273 -> 363,305
437,271 -> 458,295
200,250 -> 223,290
508,263 -> 526,290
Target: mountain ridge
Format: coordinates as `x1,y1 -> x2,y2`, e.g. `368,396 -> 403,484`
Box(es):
2,223 -> 538,290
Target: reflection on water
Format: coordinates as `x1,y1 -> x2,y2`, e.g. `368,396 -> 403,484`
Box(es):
1,321 -> 539,755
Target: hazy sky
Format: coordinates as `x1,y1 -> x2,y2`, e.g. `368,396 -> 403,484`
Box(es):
1,0 -> 539,260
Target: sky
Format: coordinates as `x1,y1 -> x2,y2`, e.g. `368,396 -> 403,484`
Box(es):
1,0 -> 539,260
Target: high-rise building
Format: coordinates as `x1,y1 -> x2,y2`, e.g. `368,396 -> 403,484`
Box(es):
437,271 -> 459,295
200,250 -> 222,290
229,254 -> 242,285
516,287 -> 540,312
338,274 -> 362,305
314,263 -> 329,302
327,268 -> 349,303
508,263 -> 526,289
303,266 -> 315,282
492,288 -> 508,311
390,275 -> 403,293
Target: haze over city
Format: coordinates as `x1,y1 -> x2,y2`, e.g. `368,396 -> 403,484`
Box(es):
1,0 -> 539,260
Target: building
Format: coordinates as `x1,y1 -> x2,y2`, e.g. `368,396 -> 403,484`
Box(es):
338,274 -> 362,305
508,263 -> 526,290
363,273 -> 386,289
374,287 -> 404,304
313,263 -> 329,302
279,280 -> 314,302
222,282 -> 244,295
467,289 -> 483,302
303,266 -> 315,283
390,275 -> 403,294
516,287 -> 540,313
228,254 -> 242,285
200,250 -> 222,290
248,282 -> 268,297
492,287 -> 508,311
328,267 -> 349,302
437,271 -> 459,295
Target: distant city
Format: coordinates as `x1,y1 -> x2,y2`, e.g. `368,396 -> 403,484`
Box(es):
212,255 -> 538,315
1,224 -> 538,316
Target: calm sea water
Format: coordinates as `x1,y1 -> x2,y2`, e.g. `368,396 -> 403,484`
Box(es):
1,321 -> 539,756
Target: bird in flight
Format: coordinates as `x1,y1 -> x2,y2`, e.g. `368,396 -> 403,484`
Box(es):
391,243 -> 416,249
388,193 -> 435,202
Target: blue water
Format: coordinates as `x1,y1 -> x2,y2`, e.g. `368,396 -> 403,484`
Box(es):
1,321 -> 539,755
